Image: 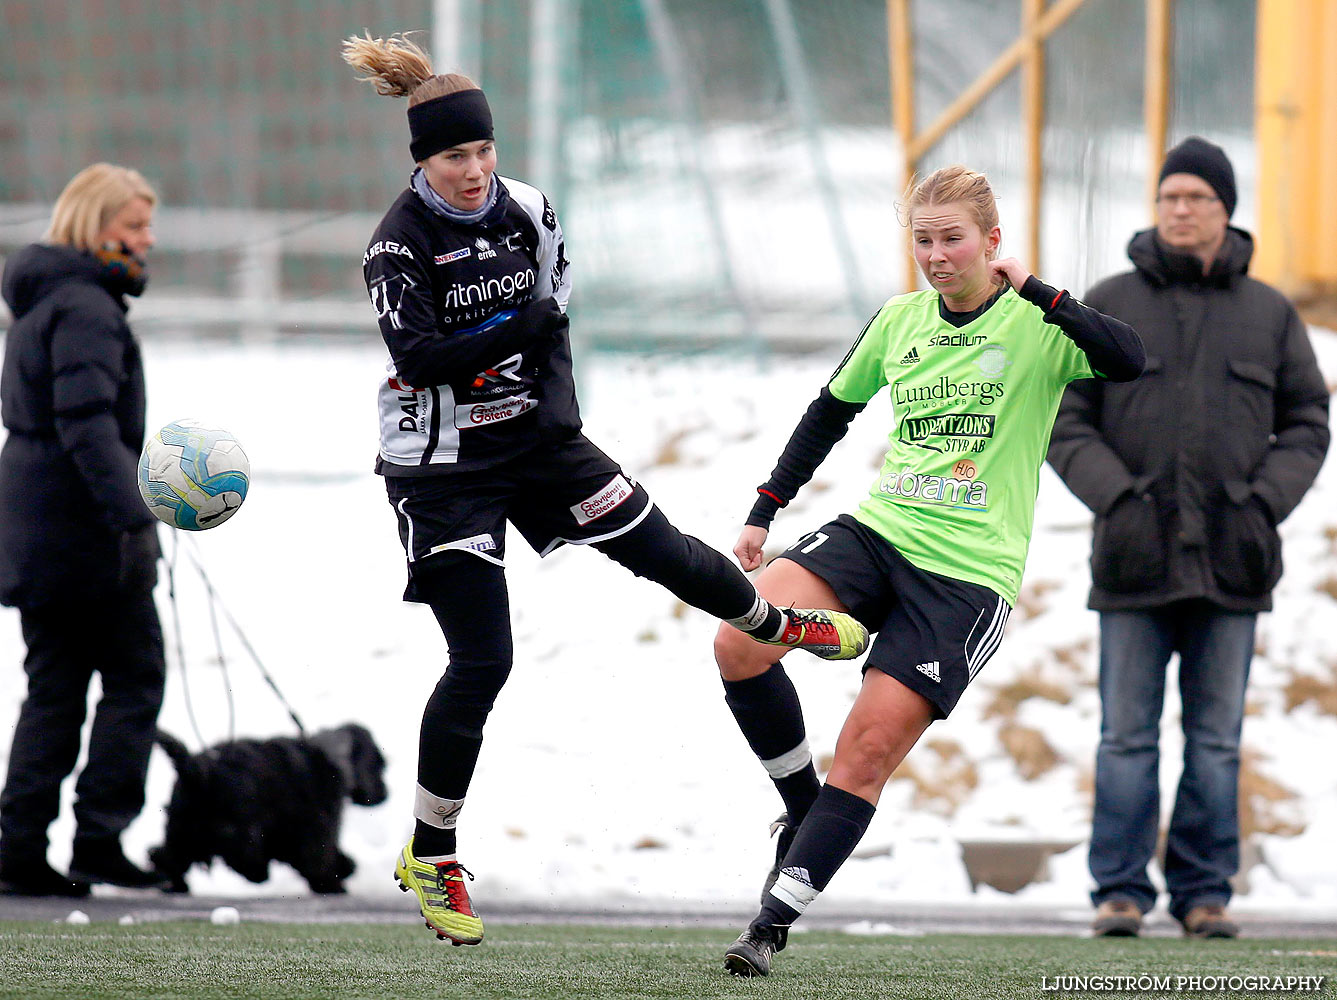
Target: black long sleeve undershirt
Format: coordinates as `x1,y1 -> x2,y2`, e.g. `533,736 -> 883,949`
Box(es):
745,280 -> 1145,529
746,387 -> 864,528
1017,275 -> 1145,382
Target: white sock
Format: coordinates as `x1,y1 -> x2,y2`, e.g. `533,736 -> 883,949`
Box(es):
416,852 -> 458,865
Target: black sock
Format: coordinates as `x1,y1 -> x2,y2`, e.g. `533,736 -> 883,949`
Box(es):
759,784 -> 876,926
413,822 -> 456,858
723,664 -> 821,824
592,508 -> 785,636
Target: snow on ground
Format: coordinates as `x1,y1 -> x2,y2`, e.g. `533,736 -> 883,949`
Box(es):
1,325 -> 1335,921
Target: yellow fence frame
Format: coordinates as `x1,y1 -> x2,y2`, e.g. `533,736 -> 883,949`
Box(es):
889,0 -> 1171,292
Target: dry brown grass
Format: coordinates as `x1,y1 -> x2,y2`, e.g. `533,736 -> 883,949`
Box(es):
1283,667 -> 1337,715
998,723 -> 1060,780
888,738 -> 979,817
1298,291 -> 1337,333
1051,640 -> 1094,674
1238,747 -> 1304,838
649,428 -> 690,467
981,667 -> 1074,720
1013,579 -> 1063,620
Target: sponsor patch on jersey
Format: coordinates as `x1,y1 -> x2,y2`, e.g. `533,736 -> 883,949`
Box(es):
571,474 -> 634,526
453,395 -> 536,429
878,467 -> 990,509
541,196 -> 558,232
429,533 -> 498,556
975,344 -> 1012,377
363,240 -> 414,265
435,247 -> 472,265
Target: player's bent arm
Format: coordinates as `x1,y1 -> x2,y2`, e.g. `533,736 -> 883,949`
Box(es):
365,236 -> 562,386
1018,274 -> 1146,382
746,387 -> 865,529
391,296 -> 566,388
734,524 -> 769,572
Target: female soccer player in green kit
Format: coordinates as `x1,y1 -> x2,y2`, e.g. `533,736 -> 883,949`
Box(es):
714,165 -> 1146,976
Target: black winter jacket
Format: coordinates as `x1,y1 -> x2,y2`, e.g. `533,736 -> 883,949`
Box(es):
0,243 -> 159,608
1047,227 -> 1330,612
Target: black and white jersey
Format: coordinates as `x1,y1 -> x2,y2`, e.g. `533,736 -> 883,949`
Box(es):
362,175 -> 576,474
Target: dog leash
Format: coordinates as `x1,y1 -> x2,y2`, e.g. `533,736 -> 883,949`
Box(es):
163,532 -> 214,748
163,533 -> 308,742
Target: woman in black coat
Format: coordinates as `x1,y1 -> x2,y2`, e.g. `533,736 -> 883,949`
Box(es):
0,163 -> 170,894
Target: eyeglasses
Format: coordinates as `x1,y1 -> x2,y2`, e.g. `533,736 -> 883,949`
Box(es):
1156,193 -> 1219,208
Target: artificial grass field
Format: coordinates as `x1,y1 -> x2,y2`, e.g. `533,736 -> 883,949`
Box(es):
0,922 -> 1333,1000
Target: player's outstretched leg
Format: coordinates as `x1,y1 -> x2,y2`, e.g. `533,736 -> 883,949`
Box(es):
756,608 -> 869,660
394,839 -> 484,945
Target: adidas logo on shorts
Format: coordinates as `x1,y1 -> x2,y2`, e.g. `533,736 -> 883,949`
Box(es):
915,660 -> 941,682
900,347 -> 921,365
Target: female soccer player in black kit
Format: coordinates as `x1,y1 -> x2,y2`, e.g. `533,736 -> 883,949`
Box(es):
342,32 -> 869,945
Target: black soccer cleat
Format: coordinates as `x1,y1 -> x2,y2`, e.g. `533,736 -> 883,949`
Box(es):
724,920 -> 789,977
760,813 -> 795,904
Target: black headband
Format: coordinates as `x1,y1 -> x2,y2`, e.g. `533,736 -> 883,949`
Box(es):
408,89 -> 494,162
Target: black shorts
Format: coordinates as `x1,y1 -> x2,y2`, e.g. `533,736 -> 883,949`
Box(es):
776,514 -> 1011,718
385,434 -> 653,601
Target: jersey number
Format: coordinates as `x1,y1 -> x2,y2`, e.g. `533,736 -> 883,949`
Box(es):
788,531 -> 829,554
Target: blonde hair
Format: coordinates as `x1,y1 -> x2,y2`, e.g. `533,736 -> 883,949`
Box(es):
341,32 -> 478,106
45,163 -> 157,251
902,165 -> 1000,253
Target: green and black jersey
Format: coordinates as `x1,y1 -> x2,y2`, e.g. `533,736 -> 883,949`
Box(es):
749,277 -> 1144,606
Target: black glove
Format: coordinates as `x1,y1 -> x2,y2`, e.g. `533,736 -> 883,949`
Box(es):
509,296 -> 568,350
117,524 -> 161,593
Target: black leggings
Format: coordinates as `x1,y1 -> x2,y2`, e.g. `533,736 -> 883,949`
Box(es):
413,504 -> 757,799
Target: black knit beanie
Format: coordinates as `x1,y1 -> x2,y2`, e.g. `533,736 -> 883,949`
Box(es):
1158,136 -> 1236,218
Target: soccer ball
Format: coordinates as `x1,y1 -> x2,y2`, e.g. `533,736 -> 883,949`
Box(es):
138,419 -> 250,530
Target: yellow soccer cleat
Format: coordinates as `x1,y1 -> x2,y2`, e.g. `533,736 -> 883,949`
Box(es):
394,839 -> 484,945
759,608 -> 870,660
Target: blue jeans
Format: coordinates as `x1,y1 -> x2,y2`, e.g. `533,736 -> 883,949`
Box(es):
1088,601 -> 1255,922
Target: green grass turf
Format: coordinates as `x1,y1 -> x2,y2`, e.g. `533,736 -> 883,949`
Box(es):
0,922 -> 1332,1000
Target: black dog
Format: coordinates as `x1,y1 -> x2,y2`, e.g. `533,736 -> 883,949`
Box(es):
150,723 -> 388,894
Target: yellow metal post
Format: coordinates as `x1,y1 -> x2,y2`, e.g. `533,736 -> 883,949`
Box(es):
1255,0 -> 1337,297
1023,0 -> 1046,272
1144,0 -> 1172,219
890,0 -> 917,292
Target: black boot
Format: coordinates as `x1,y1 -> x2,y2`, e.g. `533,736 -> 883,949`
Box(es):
69,839 -> 170,889
0,855 -> 90,897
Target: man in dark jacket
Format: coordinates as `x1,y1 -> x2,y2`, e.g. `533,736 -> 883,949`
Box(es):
0,164 -> 169,895
1048,137 -> 1330,939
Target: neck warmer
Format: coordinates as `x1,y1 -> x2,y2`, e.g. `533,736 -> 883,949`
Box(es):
411,167 -> 498,226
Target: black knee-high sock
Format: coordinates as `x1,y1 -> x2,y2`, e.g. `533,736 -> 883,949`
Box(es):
722,664 -> 820,824
759,784 -> 876,926
594,506 -> 785,638
411,554 -> 514,858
